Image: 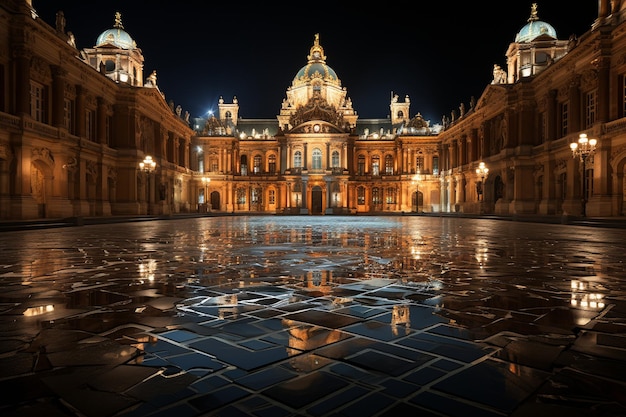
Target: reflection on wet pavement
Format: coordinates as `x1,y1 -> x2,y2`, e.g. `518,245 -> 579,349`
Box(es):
1,215 -> 625,417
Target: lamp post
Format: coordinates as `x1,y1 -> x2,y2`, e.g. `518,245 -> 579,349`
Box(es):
570,133 -> 597,217
412,170 -> 421,213
139,155 -> 156,214
475,162 -> 488,201
202,176 -> 210,212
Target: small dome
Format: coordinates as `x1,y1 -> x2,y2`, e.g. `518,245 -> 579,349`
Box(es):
96,12 -> 136,50
515,4 -> 557,43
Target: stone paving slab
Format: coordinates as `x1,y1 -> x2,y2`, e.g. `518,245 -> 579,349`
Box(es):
0,216 -> 625,417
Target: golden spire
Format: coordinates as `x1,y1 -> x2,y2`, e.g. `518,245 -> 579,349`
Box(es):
307,33 -> 326,63
528,3 -> 539,22
114,12 -> 124,29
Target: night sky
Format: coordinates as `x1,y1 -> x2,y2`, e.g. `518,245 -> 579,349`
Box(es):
32,1 -> 598,124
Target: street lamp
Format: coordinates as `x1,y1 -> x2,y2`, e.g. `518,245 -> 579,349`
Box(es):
139,155 -> 156,214
202,176 -> 211,212
570,133 -> 597,217
412,170 -> 421,213
476,162 -> 488,207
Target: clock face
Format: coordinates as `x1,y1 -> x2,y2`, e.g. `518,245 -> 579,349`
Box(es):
313,124 -> 321,132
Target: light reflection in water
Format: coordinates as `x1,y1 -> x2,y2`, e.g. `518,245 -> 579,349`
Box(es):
23,304 -> 54,316
571,279 -> 605,312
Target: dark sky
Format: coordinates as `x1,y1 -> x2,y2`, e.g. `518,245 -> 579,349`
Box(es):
32,1 -> 598,124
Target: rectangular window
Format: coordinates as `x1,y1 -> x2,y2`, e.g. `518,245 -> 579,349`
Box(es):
416,156 -> 424,173
210,158 -> 219,173
30,81 -> 47,123
560,102 -> 569,137
585,90 -> 597,128
63,98 -> 74,133
385,187 -> 396,204
357,187 -> 365,205
372,187 -> 381,205
357,157 -> 365,175
85,109 -> 96,141
433,156 -> 439,175
269,189 -> 275,204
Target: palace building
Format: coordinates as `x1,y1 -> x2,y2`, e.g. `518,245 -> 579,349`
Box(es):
1,0 -> 625,220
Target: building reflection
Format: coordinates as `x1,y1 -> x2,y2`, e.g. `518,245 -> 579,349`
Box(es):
282,318 -> 344,371
571,279 -> 605,325
391,304 -> 410,336
22,304 -> 55,316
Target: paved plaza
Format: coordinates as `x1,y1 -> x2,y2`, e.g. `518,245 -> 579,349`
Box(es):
0,215 -> 625,417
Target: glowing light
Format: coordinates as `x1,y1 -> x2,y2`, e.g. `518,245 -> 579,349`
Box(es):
23,304 -> 54,316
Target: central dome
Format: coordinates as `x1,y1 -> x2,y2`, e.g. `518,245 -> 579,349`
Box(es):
96,12 -> 136,50
293,34 -> 339,85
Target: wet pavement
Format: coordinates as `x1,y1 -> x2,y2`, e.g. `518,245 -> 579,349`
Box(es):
0,215 -> 625,417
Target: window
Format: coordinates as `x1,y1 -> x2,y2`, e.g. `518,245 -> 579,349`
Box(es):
237,188 -> 246,204
372,187 -> 381,205
198,154 -> 204,172
63,98 -> 74,133
294,151 -> 302,168
372,155 -> 380,176
312,148 -> 322,170
251,187 -> 261,203
85,109 -> 96,141
416,155 -> 424,173
269,189 -> 275,204
560,102 -> 569,137
386,187 -> 397,204
357,155 -> 365,175
433,156 -> 439,175
332,150 -> 340,168
253,155 -> 262,173
357,186 -> 365,205
385,155 -> 393,175
209,156 -> 218,173
30,81 -> 47,123
240,155 -> 247,175
268,154 -> 276,174
585,90 -> 597,128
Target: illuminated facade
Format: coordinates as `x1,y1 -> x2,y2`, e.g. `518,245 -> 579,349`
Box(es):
1,1 -> 625,220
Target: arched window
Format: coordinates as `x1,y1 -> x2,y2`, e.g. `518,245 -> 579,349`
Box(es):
385,155 -> 393,175
332,150 -> 340,168
312,148 -> 322,170
294,151 -> 302,168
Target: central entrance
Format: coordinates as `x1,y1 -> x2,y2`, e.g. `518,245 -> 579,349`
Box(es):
311,186 -> 323,214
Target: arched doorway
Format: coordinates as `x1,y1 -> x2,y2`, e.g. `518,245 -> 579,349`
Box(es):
311,186 -> 323,214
